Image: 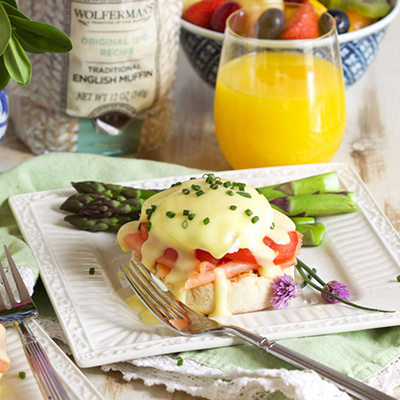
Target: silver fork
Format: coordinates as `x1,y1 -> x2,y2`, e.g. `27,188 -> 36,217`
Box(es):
0,245 -> 71,400
121,259 -> 396,400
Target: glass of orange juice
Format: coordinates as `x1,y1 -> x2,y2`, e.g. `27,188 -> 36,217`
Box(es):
214,2 -> 346,169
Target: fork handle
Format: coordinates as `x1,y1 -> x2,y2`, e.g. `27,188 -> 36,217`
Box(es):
15,321 -> 71,400
224,325 -> 395,400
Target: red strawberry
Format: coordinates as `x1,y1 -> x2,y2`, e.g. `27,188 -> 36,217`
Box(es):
183,0 -> 229,29
281,1 -> 319,39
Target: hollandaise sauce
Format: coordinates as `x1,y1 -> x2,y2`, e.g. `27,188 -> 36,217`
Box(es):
118,174 -> 296,318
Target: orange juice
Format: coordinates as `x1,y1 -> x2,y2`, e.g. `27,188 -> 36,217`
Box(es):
214,52 -> 346,168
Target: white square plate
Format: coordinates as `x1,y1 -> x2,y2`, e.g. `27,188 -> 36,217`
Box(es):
2,321 -> 102,399
9,163 -> 400,368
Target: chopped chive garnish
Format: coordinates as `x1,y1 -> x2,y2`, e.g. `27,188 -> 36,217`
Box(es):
146,221 -> 152,231
226,190 -> 234,196
216,180 -> 222,185
251,216 -> 259,224
229,205 -> 237,210
191,184 -> 201,191
232,182 -> 239,188
223,181 -> 231,188
206,177 -> 213,184
238,191 -> 251,198
188,214 -> 195,220
256,188 -> 263,195
182,220 -> 188,229
203,217 -> 210,225
137,223 -> 141,231
397,275 -> 400,282
18,371 -> 26,379
177,358 -> 183,366
270,222 -> 275,230
210,184 -> 218,190
182,188 -> 190,195
89,268 -> 95,275
245,209 -> 253,216
171,181 -> 182,187
190,177 -> 196,180
166,211 -> 175,218
196,190 -> 204,196
151,205 -> 156,211
183,209 -> 191,216
239,183 -> 246,191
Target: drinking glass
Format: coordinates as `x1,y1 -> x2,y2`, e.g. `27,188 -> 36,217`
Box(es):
214,3 -> 346,169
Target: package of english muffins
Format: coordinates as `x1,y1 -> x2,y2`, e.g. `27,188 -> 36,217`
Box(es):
9,0 -> 182,155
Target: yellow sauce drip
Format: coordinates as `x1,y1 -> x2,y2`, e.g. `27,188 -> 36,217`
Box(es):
209,267 -> 232,317
126,295 -> 160,325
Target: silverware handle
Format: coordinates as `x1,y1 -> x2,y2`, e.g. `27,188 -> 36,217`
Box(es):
15,321 -> 71,400
223,325 -> 395,400
265,342 -> 394,400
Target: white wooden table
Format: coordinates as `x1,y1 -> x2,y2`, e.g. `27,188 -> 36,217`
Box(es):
1,20 -> 400,399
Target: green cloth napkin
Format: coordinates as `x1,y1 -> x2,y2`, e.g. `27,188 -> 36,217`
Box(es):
1,153 -> 400,388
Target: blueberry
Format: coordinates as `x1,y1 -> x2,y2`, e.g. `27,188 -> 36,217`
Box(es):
327,9 -> 350,34
256,8 -> 286,40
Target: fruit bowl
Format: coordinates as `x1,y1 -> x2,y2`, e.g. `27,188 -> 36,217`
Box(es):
180,0 -> 399,87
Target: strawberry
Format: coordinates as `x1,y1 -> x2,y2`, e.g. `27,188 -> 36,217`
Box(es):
183,0 -> 229,29
281,1 -> 319,39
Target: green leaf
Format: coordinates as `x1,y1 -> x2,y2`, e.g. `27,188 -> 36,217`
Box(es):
15,33 -> 45,54
1,0 -> 17,8
9,16 -> 73,53
0,2 -> 29,19
0,56 -> 10,91
3,33 -> 31,85
0,3 -> 11,56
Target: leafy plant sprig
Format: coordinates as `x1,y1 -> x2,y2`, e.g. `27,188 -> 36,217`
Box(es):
0,0 -> 73,91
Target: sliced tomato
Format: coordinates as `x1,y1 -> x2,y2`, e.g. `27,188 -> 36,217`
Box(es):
263,231 -> 299,265
164,248 -> 178,261
194,249 -> 223,264
139,222 -> 149,241
225,248 -> 257,264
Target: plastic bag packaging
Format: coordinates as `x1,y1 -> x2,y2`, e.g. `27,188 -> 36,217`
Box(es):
10,0 -> 182,155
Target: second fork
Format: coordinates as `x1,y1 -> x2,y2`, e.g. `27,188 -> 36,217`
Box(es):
0,245 -> 71,400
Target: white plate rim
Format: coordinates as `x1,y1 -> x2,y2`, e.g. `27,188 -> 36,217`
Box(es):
8,163 -> 400,368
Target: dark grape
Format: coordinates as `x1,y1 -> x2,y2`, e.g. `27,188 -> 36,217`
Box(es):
255,8 -> 286,40
327,9 -> 350,34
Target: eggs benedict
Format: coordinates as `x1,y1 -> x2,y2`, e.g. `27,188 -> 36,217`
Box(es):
118,174 -> 301,317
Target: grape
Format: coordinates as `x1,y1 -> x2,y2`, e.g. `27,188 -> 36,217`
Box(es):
256,8 -> 286,40
327,9 -> 350,34
210,2 -> 241,33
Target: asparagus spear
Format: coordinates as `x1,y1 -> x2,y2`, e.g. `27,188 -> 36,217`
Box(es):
80,197 -> 145,218
72,181 -> 159,200
270,192 -> 357,217
64,214 -> 133,232
60,193 -> 106,213
257,172 -> 340,200
295,222 -> 326,247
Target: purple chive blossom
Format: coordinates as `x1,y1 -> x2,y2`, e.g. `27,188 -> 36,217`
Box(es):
322,280 -> 351,304
272,274 -> 302,309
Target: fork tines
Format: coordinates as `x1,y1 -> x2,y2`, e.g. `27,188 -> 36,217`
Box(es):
120,259 -> 184,322
0,245 -> 32,310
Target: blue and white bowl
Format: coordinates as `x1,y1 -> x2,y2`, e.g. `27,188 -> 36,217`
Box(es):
181,0 -> 400,87
0,89 -> 9,142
